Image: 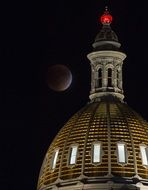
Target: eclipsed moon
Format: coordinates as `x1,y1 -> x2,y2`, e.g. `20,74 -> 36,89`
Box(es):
47,64 -> 72,92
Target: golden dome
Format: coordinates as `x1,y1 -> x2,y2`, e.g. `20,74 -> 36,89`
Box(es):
37,97 -> 148,190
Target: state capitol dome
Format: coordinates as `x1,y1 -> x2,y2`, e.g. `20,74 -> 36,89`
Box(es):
37,8 -> 148,190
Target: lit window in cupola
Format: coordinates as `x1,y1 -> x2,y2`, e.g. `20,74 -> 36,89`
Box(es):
51,149 -> 59,170
117,142 -> 127,164
140,145 -> 148,167
92,142 -> 101,163
69,145 -> 78,165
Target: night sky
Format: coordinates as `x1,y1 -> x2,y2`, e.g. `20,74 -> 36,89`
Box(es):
1,1 -> 148,190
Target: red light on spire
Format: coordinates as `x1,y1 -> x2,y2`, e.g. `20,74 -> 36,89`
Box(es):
100,6 -> 113,25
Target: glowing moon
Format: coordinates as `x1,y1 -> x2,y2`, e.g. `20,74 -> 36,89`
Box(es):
47,64 -> 72,92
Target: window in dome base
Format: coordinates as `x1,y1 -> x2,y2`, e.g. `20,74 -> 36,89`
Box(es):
140,145 -> 148,167
92,142 -> 102,164
51,149 -> 59,170
117,142 -> 127,164
69,145 -> 78,165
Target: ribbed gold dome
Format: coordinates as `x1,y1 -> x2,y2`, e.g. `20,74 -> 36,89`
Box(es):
37,98 -> 148,190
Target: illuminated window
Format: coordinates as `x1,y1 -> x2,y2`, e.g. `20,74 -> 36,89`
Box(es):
92,142 -> 101,163
140,145 -> 148,166
51,149 -> 59,169
98,68 -> 102,87
117,142 -> 127,164
69,145 -> 78,165
107,68 -> 112,87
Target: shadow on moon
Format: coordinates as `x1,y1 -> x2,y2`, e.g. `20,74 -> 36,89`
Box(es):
47,64 -> 72,92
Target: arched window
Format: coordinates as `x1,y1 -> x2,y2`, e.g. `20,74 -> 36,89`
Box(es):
107,68 -> 112,87
140,145 -> 148,167
69,145 -> 78,165
51,149 -> 59,170
98,68 -> 102,87
117,142 -> 127,164
117,69 -> 120,88
92,142 -> 102,164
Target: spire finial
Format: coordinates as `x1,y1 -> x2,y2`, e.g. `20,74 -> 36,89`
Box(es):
105,6 -> 108,12
100,6 -> 113,25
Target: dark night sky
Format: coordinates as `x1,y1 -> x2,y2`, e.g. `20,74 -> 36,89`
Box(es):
1,1 -> 148,190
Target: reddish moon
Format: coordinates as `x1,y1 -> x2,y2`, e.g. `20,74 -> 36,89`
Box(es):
47,64 -> 72,92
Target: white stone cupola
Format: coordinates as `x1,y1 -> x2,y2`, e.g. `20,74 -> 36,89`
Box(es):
87,7 -> 126,101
